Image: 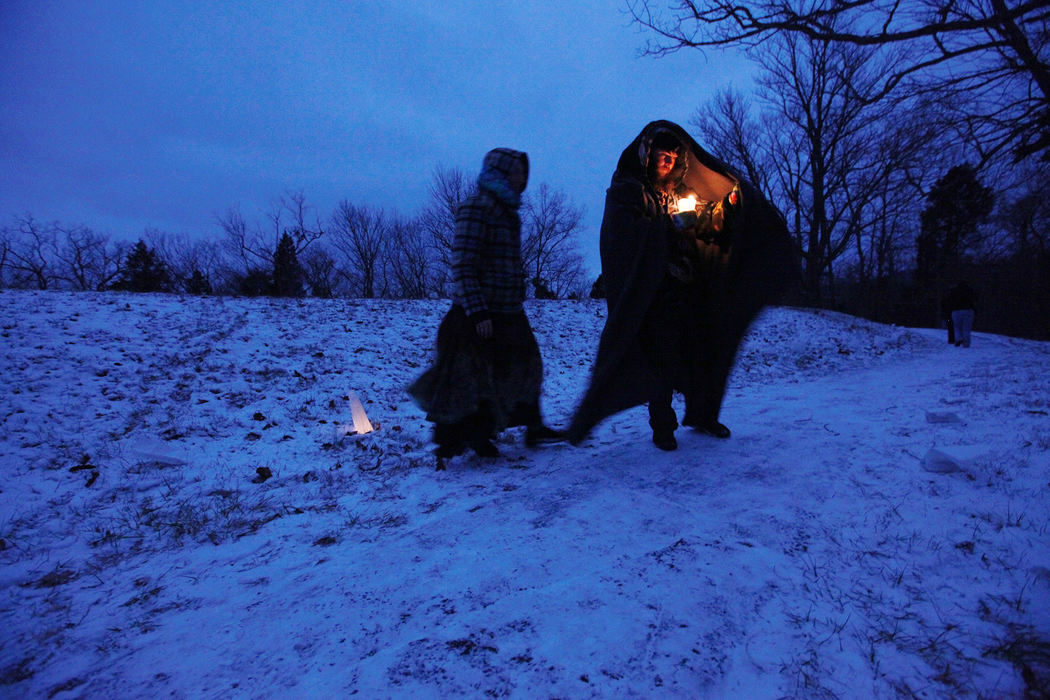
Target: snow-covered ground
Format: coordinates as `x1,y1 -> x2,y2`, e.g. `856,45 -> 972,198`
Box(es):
1,289 -> 1048,698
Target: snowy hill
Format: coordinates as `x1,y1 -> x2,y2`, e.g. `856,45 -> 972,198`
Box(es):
1,289 -> 1048,698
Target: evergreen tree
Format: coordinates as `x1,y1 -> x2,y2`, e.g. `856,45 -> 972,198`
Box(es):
271,232 -> 304,297
916,165 -> 994,283
112,240 -> 171,293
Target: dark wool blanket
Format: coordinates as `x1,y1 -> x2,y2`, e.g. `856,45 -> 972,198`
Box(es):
567,120 -> 800,443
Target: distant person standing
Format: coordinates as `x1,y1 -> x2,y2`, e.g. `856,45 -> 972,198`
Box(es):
947,281 -> 977,347
408,148 -> 563,460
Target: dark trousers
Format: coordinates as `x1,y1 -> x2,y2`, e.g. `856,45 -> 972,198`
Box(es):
641,276 -> 732,432
641,279 -> 699,432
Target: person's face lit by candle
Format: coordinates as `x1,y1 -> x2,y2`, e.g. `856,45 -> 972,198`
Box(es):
652,149 -> 677,180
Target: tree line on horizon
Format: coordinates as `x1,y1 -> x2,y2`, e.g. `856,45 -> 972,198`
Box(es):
0,169 -> 591,302
3,1 -> 1048,341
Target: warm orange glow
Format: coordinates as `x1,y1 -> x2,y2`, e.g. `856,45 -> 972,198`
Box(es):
677,195 -> 697,213
348,392 -> 374,434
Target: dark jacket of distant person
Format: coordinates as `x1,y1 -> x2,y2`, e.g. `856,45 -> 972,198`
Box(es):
946,281 -> 977,313
567,120 -> 799,443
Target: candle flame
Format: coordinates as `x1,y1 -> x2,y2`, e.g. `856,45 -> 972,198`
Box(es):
677,195 -> 697,213
348,392 -> 374,434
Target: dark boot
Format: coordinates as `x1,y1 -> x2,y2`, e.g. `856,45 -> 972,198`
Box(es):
433,424 -> 465,458
649,387 -> 678,451
525,424 -> 565,447
682,414 -> 731,438
469,438 -> 500,458
652,428 -> 678,451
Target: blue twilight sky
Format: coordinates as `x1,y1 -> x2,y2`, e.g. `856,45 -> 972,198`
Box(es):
0,1 -> 753,275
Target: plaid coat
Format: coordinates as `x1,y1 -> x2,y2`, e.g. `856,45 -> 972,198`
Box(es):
409,148 -> 543,432
451,148 -> 529,321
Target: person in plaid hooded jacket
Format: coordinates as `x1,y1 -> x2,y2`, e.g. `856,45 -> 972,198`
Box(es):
409,148 -> 563,460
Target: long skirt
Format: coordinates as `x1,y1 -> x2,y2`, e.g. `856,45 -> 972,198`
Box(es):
408,305 -> 543,441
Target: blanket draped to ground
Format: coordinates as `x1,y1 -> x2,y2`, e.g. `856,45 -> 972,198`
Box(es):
567,120 -> 799,443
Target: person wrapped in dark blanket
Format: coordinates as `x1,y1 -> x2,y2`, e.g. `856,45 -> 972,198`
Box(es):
567,120 -> 799,450
408,147 -> 563,460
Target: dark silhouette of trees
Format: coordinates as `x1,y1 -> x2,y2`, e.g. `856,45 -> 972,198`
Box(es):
237,268 -> 272,297
5,215 -> 57,289
386,215 -> 437,299
629,0 -> 1050,162
916,164 -> 995,284
271,231 -> 304,297
147,230 -> 222,295
418,166 -> 475,296
52,223 -> 124,291
218,192 -> 323,297
329,202 -> 388,299
185,269 -> 212,295
300,247 -> 338,298
112,240 -> 171,293
521,183 -> 587,299
691,29 -> 932,304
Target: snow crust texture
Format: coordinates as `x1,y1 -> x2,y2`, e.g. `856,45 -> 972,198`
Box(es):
1,290 -> 1048,698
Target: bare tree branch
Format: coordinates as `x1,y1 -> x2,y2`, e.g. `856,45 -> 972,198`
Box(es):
521,184 -> 587,298
629,0 -> 1050,160
329,202 -> 389,299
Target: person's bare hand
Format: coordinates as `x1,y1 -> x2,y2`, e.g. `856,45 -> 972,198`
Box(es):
475,318 -> 493,339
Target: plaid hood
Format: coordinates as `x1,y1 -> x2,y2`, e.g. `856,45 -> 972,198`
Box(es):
477,148 -> 529,208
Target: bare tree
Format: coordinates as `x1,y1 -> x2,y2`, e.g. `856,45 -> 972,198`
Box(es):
218,207 -> 269,272
52,223 -> 126,291
386,215 -> 439,298
329,202 -> 389,298
629,0 -> 1050,161
300,244 -> 341,298
146,229 -> 225,293
220,191 -> 324,264
271,190 -> 325,253
521,184 -> 587,298
693,28 -> 944,303
6,214 -> 58,290
0,227 -> 10,288
217,191 -> 326,295
848,110 -> 944,282
719,32 -> 892,301
418,166 -> 475,295
691,90 -> 773,196
999,163 -> 1050,259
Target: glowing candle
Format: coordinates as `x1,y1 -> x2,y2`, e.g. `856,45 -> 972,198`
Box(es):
677,195 -> 697,213
348,391 -> 374,434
